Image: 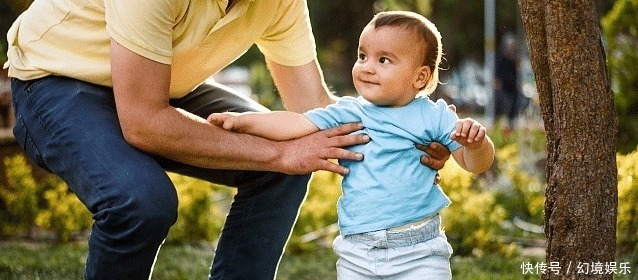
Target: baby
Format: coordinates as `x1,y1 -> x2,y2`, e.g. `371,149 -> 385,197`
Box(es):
209,11 -> 494,279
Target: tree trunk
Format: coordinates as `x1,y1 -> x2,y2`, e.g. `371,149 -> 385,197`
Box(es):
518,0 -> 618,279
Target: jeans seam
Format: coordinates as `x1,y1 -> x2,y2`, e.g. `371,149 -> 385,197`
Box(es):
15,118 -> 49,171
24,78 -> 46,94
23,88 -> 54,138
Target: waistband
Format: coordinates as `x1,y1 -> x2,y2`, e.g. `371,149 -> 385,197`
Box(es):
344,214 -> 441,248
387,213 -> 439,232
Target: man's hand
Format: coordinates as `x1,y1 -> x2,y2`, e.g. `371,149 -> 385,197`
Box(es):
417,142 -> 451,170
415,103 -> 458,171
415,103 -> 456,170
277,123 -> 369,175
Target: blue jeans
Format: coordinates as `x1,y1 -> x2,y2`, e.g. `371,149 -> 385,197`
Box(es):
11,76 -> 310,280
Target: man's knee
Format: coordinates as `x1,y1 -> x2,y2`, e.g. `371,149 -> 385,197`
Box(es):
130,194 -> 179,232
94,175 -> 178,240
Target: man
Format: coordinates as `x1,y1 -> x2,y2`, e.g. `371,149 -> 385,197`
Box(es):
4,0 -> 451,279
494,33 -> 521,132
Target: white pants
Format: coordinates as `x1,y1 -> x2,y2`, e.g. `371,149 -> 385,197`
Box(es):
333,215 -> 452,279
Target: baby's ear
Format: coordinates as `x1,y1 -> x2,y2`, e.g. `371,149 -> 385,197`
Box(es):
414,66 -> 431,89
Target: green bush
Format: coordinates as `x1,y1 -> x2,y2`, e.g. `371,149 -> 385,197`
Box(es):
441,127 -> 546,256
492,144 -> 545,226
0,154 -> 92,241
35,181 -> 92,243
166,173 -> 233,244
439,160 -> 514,257
617,147 -> 638,255
0,155 -> 40,236
288,170 -> 341,253
0,154 -> 236,244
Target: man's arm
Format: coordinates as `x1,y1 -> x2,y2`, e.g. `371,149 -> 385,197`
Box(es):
110,40 -> 366,175
416,104 -> 459,170
266,59 -> 337,112
208,111 -> 320,141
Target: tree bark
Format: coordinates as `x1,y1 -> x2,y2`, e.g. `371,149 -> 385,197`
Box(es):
518,0 -> 618,279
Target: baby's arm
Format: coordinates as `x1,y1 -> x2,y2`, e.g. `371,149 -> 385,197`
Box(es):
450,118 -> 495,173
207,111 -> 320,141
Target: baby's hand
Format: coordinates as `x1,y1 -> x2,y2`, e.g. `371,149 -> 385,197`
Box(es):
451,118 -> 487,149
207,112 -> 242,131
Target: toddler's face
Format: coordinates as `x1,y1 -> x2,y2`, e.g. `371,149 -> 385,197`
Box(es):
352,25 -> 428,107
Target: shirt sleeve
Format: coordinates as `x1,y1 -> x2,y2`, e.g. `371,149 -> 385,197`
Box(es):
303,97 -> 363,130
255,0 -> 317,66
104,0 -> 177,64
433,99 -> 463,152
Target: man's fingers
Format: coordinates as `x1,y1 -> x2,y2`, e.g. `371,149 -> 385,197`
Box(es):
317,123 -> 370,149
322,122 -> 363,138
327,133 -> 370,148
420,155 -> 444,170
322,147 -> 363,161
321,161 -> 350,175
419,142 -> 451,170
423,142 -> 449,159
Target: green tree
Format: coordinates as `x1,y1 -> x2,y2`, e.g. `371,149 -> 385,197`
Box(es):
602,0 -> 638,154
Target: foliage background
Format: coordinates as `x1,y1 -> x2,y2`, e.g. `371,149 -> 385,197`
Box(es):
602,0 -> 638,153
1,0 -> 637,277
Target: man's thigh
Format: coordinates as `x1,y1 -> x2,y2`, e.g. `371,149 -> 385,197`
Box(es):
11,76 -> 176,213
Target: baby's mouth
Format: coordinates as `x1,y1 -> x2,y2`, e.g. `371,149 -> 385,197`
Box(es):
361,79 -> 379,85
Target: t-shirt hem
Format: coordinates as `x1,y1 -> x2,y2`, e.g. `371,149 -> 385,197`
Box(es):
258,46 -> 316,67
339,207 -> 448,236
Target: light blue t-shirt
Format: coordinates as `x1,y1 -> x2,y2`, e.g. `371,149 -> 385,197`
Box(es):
304,96 -> 462,235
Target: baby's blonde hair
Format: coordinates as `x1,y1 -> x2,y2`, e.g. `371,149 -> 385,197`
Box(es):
370,11 -> 443,96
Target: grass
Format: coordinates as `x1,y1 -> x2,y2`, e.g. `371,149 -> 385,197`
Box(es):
0,241 -> 635,279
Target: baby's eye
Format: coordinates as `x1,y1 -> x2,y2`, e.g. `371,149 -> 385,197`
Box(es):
358,53 -> 367,61
379,57 -> 390,64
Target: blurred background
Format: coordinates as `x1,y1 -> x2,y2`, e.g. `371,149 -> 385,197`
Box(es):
1,0 -> 637,279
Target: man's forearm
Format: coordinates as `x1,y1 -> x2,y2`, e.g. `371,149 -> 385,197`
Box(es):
125,107 -> 287,172
267,59 -> 335,113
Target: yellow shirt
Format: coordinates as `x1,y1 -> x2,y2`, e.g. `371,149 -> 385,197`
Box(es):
5,0 -> 316,98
